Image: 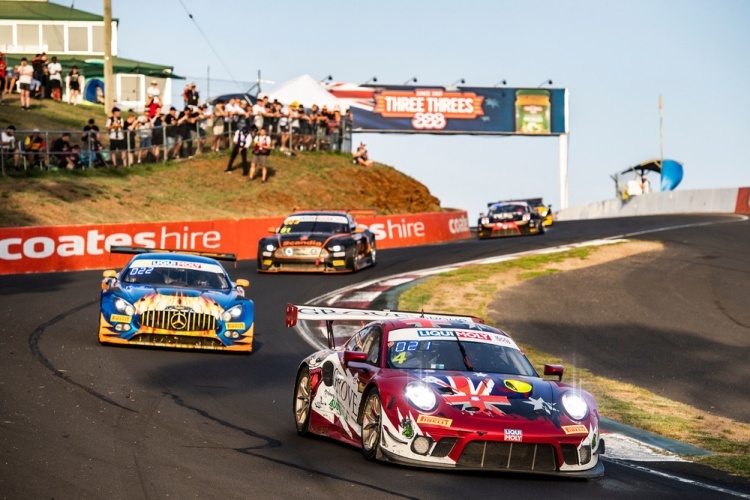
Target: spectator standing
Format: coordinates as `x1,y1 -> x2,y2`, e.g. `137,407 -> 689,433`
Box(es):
1,125 -> 20,170
197,104 -> 210,151
136,113 -> 153,163
252,96 -> 266,132
297,104 -> 311,150
249,128 -> 271,183
0,52 -> 6,105
164,107 -> 181,159
124,112 -> 138,166
185,82 -> 200,108
211,100 -> 226,152
106,107 -> 127,167
151,108 -> 165,161
224,125 -> 252,175
18,58 -> 33,110
146,80 -> 161,105
47,56 -> 63,101
30,54 -> 43,99
67,65 -> 81,105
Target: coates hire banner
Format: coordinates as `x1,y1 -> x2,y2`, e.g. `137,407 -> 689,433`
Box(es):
328,83 -> 568,135
0,211 -> 470,275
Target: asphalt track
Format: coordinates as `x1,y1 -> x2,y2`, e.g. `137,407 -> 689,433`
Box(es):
1,214 -> 749,499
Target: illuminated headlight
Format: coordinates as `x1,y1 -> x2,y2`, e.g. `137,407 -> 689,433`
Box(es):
480,217 -> 489,225
522,213 -> 531,221
224,330 -> 240,339
330,244 -> 342,252
404,382 -> 437,412
114,324 -> 131,332
561,392 -> 589,421
221,305 -> 243,322
113,297 -> 135,316
265,244 -> 276,252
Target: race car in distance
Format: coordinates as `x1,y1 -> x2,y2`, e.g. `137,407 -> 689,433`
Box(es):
477,201 -> 545,239
287,304 -> 604,477
486,198 -> 553,227
257,211 -> 376,273
99,246 -> 255,352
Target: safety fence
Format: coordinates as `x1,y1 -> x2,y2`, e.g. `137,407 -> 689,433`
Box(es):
0,119 -> 353,175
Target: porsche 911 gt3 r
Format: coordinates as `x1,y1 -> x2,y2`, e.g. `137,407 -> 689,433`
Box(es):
287,305 -> 604,477
99,247 -> 255,352
257,211 -> 376,273
477,201 -> 545,239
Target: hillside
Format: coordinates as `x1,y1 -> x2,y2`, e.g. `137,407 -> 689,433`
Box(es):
0,97 -> 442,228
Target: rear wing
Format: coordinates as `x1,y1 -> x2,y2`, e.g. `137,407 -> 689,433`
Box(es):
286,303 -> 484,349
109,245 -> 238,262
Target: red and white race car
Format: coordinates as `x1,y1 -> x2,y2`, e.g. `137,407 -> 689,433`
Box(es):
286,304 -> 604,477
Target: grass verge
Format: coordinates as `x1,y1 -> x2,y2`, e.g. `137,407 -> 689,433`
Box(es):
398,242 -> 750,477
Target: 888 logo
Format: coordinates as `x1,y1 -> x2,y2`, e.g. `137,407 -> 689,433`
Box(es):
411,112 -> 447,130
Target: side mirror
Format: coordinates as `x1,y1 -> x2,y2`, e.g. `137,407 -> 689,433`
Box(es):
479,212 -> 485,217
344,351 -> 368,366
103,270 -> 117,278
353,226 -> 365,233
268,226 -> 277,234
101,270 -> 117,291
235,279 -> 249,287
544,364 -> 564,381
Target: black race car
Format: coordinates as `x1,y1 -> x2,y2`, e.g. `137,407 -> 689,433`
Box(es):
257,211 -> 376,273
477,201 -> 545,239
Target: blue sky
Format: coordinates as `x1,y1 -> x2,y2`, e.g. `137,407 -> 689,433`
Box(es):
64,0 -> 750,219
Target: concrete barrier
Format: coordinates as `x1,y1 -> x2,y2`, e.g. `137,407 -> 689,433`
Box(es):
557,188 -> 744,221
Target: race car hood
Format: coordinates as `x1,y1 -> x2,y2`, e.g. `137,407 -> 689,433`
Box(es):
117,284 -> 239,311
415,371 -> 565,426
271,232 -> 348,248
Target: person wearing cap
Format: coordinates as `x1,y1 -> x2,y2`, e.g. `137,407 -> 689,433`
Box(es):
24,129 -> 46,169
47,56 -> 63,101
184,82 -> 200,109
106,107 -> 127,167
146,80 -> 161,105
0,52 -> 6,105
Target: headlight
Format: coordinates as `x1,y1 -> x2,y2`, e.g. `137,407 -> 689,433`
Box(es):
330,244 -> 342,252
265,244 -> 276,252
113,297 -> 135,316
522,213 -> 531,221
561,392 -> 589,421
480,217 -> 489,225
221,305 -> 243,322
404,382 -> 437,412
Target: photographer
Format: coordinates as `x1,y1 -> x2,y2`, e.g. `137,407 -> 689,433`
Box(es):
352,142 -> 374,167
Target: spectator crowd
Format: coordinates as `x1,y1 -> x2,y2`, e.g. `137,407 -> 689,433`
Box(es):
1,75 -> 366,176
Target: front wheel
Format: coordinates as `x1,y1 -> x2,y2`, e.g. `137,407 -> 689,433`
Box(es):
293,368 -> 312,435
360,389 -> 382,461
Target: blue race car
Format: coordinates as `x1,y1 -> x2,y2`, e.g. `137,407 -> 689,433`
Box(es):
99,247 -> 255,352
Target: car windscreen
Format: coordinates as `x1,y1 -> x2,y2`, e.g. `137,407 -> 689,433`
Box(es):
280,215 -> 350,235
386,338 -> 536,376
121,258 -> 230,289
489,204 -> 526,216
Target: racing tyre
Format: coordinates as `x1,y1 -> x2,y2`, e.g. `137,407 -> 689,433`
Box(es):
368,240 -> 377,268
537,221 -> 546,235
345,248 -> 357,273
293,368 -> 312,436
361,388 -> 382,461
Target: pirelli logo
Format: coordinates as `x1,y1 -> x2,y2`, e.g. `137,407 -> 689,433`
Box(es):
225,322 -> 246,330
110,314 -> 131,323
417,415 -> 452,428
562,425 -> 588,435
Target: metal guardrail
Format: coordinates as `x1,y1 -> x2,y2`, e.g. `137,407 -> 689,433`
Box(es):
1,118 -> 353,175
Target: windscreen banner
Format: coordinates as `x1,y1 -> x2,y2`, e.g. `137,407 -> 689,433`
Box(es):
330,84 -> 568,135
0,211 -> 471,274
